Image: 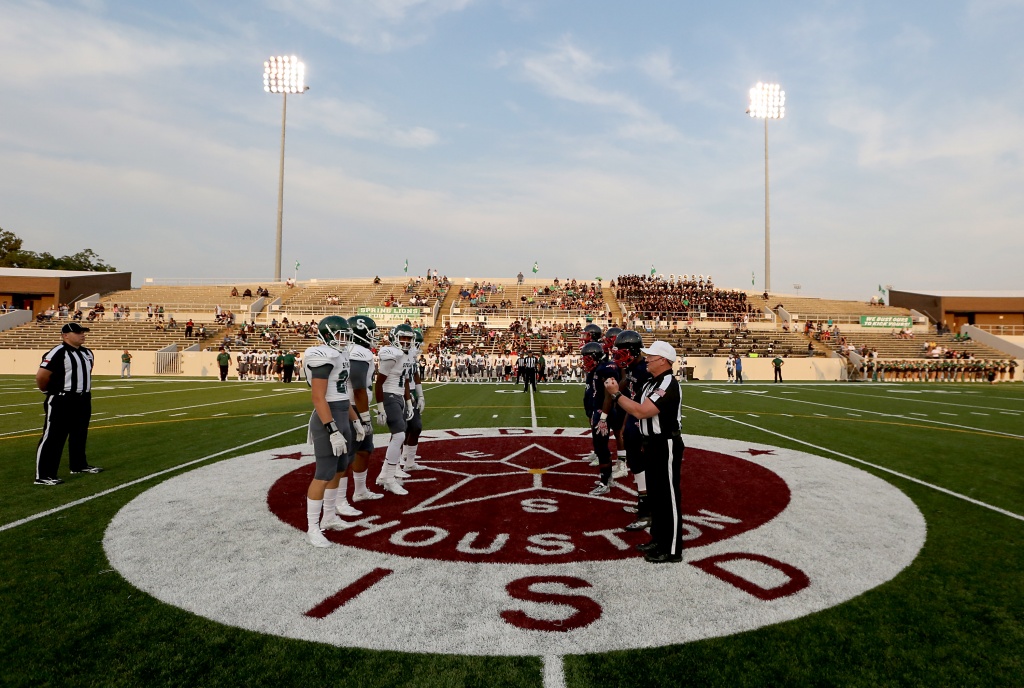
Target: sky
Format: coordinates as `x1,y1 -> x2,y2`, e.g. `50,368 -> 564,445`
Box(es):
1,0 -> 1023,299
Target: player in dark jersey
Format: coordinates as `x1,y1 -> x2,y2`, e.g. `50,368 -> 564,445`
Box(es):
602,327 -> 627,479
612,329 -> 653,530
582,341 -> 618,495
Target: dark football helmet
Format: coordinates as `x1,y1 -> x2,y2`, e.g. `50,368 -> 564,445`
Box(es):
581,341 -> 606,373
612,329 -> 644,367
602,327 -> 623,355
317,315 -> 353,352
390,323 -> 416,353
580,323 -> 603,348
347,315 -> 380,350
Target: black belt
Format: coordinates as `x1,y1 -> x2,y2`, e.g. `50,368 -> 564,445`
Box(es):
51,391 -> 90,397
641,432 -> 681,442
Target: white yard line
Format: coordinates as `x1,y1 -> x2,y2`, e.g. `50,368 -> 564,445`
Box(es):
0,385 -> 224,411
529,388 -> 538,429
683,404 -> 1024,523
0,425 -> 306,533
543,655 -> 565,688
801,387 -> 1024,414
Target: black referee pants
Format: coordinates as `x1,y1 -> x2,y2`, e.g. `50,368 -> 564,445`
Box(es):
522,368 -> 537,391
36,393 -> 92,479
645,435 -> 684,556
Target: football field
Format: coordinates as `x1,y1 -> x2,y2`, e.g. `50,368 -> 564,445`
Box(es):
0,376 -> 1021,687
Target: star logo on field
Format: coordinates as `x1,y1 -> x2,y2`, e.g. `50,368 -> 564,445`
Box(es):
271,452 -> 310,461
403,443 -> 634,514
740,449 -> 776,456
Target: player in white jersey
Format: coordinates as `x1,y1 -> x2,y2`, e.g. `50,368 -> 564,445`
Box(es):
402,329 -> 426,471
342,315 -> 382,507
300,316 -> 361,547
374,323 -> 415,494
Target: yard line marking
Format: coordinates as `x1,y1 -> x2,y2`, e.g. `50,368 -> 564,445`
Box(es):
910,413 -> 928,417
940,412 -> 957,416
543,655 -> 565,688
801,387 -> 1022,413
169,413 -> 187,417
529,387 -> 538,429
568,414 -> 575,419
747,414 -> 760,418
453,414 -> 461,418
293,413 -> 305,417
682,404 -> 1024,523
492,414 -> 498,418
814,413 -> 827,417
782,414 -> 793,417
753,392 -> 1024,440
253,413 -> 267,417
847,413 -> 862,417
1000,412 -> 1019,416
0,411 -> 21,416
0,425 -> 306,533
0,385 -> 232,411
212,412 -> 228,417
971,412 -> 989,416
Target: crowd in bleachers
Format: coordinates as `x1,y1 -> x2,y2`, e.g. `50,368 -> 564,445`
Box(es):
616,273 -> 758,321
432,319 -> 588,356
456,278 -> 606,314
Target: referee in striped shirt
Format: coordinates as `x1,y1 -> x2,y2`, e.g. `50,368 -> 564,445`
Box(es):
518,350 -> 538,392
605,340 -> 683,563
34,322 -> 103,485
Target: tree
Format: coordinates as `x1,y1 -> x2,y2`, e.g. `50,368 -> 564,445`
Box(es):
0,228 -> 116,272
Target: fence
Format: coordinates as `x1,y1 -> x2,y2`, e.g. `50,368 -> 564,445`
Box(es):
155,346 -> 183,375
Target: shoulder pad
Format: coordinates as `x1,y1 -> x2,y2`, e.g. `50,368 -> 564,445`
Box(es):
379,346 -> 402,362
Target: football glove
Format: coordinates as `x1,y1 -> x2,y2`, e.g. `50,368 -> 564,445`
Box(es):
404,399 -> 415,420
415,384 -> 425,412
595,412 -> 609,436
352,419 -> 366,442
324,421 -> 347,456
375,401 -> 387,425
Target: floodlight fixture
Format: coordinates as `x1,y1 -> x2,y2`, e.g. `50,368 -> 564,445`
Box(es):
263,55 -> 309,282
746,81 -> 786,293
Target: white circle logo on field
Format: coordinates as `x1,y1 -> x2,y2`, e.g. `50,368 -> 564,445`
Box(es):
103,428 -> 926,656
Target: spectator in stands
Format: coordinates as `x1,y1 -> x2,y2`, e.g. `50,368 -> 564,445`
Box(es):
198,324 -> 207,340
185,319 -> 194,337
231,287 -> 239,297
167,317 -> 177,330
242,288 -> 252,298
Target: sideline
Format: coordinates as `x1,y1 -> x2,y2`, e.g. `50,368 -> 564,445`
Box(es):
0,425 -> 306,533
543,655 -> 565,688
799,386 -> 1024,413
683,404 -> 1024,522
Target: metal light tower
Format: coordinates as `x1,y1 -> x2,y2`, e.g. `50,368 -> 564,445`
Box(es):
264,55 -> 308,282
747,82 -> 785,293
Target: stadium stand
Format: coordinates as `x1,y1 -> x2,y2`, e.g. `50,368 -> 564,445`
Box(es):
0,318 -> 229,351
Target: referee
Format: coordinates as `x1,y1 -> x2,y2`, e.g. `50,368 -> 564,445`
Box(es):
605,340 -> 683,563
34,322 -> 103,485
518,350 -> 538,392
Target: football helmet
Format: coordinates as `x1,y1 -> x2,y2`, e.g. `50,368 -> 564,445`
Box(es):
580,323 -> 603,348
414,328 -> 424,349
391,323 -> 416,353
612,329 -> 644,367
317,315 -> 353,352
347,315 -> 380,350
581,341 -> 606,373
602,327 -> 623,355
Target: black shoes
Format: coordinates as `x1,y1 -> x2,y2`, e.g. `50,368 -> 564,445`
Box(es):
644,551 -> 683,564
71,465 -> 104,474
636,541 -> 659,552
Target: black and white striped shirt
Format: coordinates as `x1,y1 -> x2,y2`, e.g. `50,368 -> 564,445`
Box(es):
638,371 -> 681,437
40,344 -> 94,394
518,355 -> 537,370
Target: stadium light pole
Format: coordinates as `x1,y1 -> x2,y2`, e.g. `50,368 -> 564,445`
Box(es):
747,82 -> 785,294
264,55 -> 308,282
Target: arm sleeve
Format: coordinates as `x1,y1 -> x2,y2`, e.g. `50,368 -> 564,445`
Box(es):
350,359 -> 370,388
307,363 -> 332,380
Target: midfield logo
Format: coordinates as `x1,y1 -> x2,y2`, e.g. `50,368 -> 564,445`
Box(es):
105,429 -> 926,656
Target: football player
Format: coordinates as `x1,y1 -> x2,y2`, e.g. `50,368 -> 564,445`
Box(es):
342,315 -> 383,506
402,328 -> 426,471
300,316 -> 360,547
374,323 -> 416,494
612,330 -> 653,530
602,327 -> 628,480
582,341 -> 618,495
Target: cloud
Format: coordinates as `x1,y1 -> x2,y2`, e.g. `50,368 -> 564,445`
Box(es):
300,98 -> 439,148
272,0 -> 475,52
513,37 -> 681,142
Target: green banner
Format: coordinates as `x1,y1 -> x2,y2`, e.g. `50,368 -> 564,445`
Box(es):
357,307 -> 422,317
860,315 -> 912,328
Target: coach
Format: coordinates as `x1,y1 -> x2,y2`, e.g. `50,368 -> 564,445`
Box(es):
605,340 -> 683,563
34,322 -> 103,485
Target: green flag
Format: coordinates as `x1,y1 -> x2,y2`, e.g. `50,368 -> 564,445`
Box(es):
404,259 -> 409,274
878,284 -> 886,295
650,265 -> 656,277
532,261 -> 539,274
294,260 -> 300,270
752,271 -> 755,286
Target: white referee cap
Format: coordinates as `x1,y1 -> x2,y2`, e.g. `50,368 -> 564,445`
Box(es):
640,340 -> 677,363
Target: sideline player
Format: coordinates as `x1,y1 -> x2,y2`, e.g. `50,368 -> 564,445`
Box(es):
301,316 -> 357,547
581,341 -> 617,495
374,323 -> 416,494
402,328 -> 426,471
611,330 -> 652,530
342,315 -> 382,507
602,327 -> 628,480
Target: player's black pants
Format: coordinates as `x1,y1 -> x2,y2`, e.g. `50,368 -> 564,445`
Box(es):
283,364 -> 294,383
36,392 -> 91,480
644,434 -> 684,557
522,368 -> 537,391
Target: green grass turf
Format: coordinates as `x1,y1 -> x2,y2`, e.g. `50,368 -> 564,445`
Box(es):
0,376 -> 1021,687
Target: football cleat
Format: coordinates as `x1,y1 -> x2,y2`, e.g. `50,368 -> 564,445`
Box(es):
33,477 -> 64,486
645,551 -> 683,564
394,467 -> 411,479
351,489 -> 383,502
306,528 -> 331,548
588,455 -> 600,467
612,461 -> 628,479
335,502 -> 362,517
623,505 -> 638,514
380,479 -> 409,496
71,466 -> 103,474
625,517 -> 652,531
319,516 -> 347,531
589,483 -> 611,496
583,451 -> 597,463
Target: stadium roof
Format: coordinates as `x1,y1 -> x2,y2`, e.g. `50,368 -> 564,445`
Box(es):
0,267 -> 128,278
895,289 -> 1024,298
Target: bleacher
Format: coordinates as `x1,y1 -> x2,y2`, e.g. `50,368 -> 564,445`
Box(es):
0,318 -> 227,351
451,279 -> 608,321
752,293 -> 912,323
99,283 -> 280,316
824,332 -> 1008,360
650,328 -> 817,358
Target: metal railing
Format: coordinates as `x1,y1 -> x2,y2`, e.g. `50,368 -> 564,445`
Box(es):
975,324 -> 1024,336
